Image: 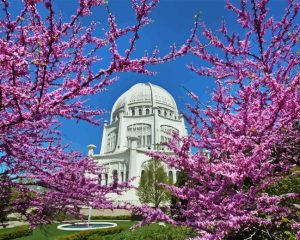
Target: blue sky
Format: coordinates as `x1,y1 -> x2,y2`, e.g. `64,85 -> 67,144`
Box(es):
6,0 -> 290,155
56,0 -> 289,155
58,0 -> 231,154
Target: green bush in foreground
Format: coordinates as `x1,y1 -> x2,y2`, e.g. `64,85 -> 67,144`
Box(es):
101,224 -> 197,240
0,225 -> 32,240
225,218 -> 298,240
57,226 -> 124,240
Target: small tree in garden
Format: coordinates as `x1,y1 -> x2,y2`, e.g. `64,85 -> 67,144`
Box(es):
0,0 -> 196,227
137,159 -> 170,208
138,0 -> 300,239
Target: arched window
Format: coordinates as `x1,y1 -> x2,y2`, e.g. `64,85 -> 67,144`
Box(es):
164,110 -> 167,117
158,109 -> 161,115
127,124 -> 151,148
132,109 -> 135,116
161,125 -> 178,137
105,173 -> 108,185
139,108 -> 142,116
168,171 -> 173,184
146,108 -> 150,115
141,170 -> 145,176
106,131 -> 117,153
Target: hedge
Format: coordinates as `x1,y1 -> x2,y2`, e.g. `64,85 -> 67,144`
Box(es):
57,226 -> 124,240
0,225 -> 32,240
101,224 -> 197,240
85,214 -> 142,221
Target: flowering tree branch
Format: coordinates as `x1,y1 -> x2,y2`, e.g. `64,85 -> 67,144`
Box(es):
140,0 -> 300,239
0,0 -> 196,227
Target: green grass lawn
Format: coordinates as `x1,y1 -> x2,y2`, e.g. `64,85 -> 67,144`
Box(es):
1,221 -> 135,240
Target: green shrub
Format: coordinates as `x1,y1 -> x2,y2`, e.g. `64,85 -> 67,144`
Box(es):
0,225 -> 32,240
6,217 -> 20,222
101,224 -> 197,240
130,213 -> 143,221
225,218 -> 298,240
85,214 -> 143,221
57,226 -> 124,240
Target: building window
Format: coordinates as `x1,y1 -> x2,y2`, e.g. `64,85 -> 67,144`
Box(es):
121,172 -> 124,182
132,109 -> 135,116
147,135 -> 151,146
98,174 -> 102,185
160,125 -> 179,149
139,108 -> 142,116
106,131 -> 117,153
164,110 -> 167,117
127,124 -> 151,148
143,136 -> 146,146
112,170 -> 118,182
105,174 -> 108,185
158,109 -> 161,115
141,170 -> 145,176
146,108 -> 150,115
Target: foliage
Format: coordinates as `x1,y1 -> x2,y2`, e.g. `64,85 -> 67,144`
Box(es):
101,224 -> 197,240
0,225 -> 32,240
137,0 -> 300,239
225,218 -> 298,240
54,211 -> 67,223
170,171 -> 189,222
137,159 -> 170,208
267,167 -> 300,204
0,0 -> 196,227
0,221 -> 135,240
88,214 -> 143,221
57,226 -> 124,240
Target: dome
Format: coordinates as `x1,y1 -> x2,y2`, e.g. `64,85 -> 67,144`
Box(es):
111,83 -> 178,118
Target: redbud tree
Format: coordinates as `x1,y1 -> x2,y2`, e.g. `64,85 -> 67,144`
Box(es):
140,0 -> 300,239
0,0 -> 195,227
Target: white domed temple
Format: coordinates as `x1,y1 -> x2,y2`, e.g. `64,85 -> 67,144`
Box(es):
87,83 -> 187,204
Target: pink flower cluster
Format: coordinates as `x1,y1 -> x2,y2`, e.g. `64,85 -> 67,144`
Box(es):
0,0 -> 194,227
140,0 -> 300,239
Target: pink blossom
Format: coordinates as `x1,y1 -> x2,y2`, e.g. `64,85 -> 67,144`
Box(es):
0,0 -> 194,227
139,0 -> 300,239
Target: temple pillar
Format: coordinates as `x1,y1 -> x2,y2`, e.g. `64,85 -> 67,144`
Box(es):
128,136 -> 139,187
100,120 -> 108,154
116,109 -> 125,151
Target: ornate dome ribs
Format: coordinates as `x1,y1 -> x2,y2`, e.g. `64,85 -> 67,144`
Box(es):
111,83 -> 179,122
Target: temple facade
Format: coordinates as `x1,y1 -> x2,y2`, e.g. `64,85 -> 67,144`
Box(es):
87,83 -> 187,204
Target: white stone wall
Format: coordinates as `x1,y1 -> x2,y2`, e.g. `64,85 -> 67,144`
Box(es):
89,83 -> 187,205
